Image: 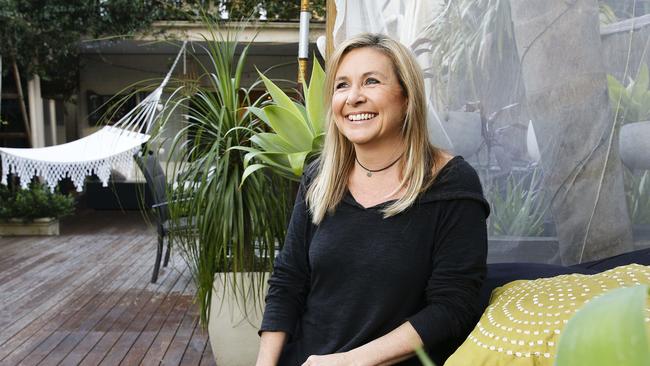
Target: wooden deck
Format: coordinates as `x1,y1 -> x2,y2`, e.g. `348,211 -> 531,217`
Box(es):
0,210 -> 217,366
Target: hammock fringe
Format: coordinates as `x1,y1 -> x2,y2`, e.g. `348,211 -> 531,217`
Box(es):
0,41 -> 187,192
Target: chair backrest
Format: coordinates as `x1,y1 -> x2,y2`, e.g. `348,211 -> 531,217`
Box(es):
134,152 -> 169,223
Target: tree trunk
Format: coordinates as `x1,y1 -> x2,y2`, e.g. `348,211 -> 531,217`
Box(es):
11,57 -> 31,147
509,0 -> 633,264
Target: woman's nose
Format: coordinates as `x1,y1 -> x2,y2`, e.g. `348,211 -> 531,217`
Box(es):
345,86 -> 366,105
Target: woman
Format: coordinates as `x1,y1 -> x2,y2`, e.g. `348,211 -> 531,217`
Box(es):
256,33 -> 490,366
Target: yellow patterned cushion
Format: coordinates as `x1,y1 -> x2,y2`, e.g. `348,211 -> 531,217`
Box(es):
444,264 -> 650,366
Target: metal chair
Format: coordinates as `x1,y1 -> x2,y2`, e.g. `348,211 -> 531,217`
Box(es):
134,151 -> 191,283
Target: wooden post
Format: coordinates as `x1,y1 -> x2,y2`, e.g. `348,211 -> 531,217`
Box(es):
11,57 -> 31,146
48,99 -> 57,146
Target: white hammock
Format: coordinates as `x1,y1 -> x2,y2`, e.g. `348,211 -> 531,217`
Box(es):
0,42 -> 186,192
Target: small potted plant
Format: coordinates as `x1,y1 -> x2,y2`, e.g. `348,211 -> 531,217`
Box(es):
0,181 -> 75,236
624,169 -> 650,244
609,66 -> 650,244
486,167 -> 559,263
607,64 -> 650,170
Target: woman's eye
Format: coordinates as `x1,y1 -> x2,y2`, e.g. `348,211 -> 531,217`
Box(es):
335,82 -> 348,89
365,78 -> 379,85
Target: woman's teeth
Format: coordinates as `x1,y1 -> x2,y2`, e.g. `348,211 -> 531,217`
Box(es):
347,113 -> 377,121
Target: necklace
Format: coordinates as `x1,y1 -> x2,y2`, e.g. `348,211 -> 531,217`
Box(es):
355,155 -> 402,177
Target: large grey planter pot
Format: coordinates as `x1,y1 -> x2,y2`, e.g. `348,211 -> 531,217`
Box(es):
444,111 -> 482,158
208,272 -> 269,366
633,224 -> 650,250
0,218 -> 59,236
488,236 -> 560,264
619,121 -> 650,170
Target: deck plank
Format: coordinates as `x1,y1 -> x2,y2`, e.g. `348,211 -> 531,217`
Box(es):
91,268 -> 188,366
31,239 -> 155,366
0,236 -> 147,364
139,280 -> 196,366
179,321 -> 211,366
0,235 -> 131,326
0,210 -> 216,366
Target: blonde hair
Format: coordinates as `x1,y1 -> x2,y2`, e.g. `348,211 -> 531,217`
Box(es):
306,33 -> 443,224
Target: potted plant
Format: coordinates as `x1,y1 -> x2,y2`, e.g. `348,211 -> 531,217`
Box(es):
189,54 -> 325,365
624,169 -> 650,244
609,66 -> 650,244
151,16 -> 325,365
0,181 -> 75,236
485,167 -> 559,263
608,63 -> 650,170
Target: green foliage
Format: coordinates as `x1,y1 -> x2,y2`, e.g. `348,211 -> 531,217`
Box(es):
126,1 -> 326,21
155,15 -> 291,325
600,0 -> 650,19
415,347 -> 437,366
625,169 -> 650,225
222,0 -> 326,21
555,285 -> 650,366
0,182 -> 75,221
0,0 -> 161,98
607,64 -> 650,124
428,0 -> 627,106
425,0 -> 515,105
599,3 -> 618,24
487,168 -> 547,237
237,59 -> 325,183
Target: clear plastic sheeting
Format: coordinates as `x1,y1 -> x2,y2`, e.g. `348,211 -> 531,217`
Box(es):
334,0 -> 650,265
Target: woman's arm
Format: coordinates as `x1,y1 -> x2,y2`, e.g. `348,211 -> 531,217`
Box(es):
301,322 -> 422,366
350,322 -> 423,366
258,174 -> 315,363
256,331 -> 288,366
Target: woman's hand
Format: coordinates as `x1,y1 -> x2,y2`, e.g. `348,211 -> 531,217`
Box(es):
301,352 -> 361,366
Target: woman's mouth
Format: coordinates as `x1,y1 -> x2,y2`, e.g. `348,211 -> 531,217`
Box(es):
346,113 -> 377,123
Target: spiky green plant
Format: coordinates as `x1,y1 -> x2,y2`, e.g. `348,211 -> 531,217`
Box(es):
624,169 -> 650,225
154,16 -> 292,325
235,59 -> 326,183
487,168 -> 547,237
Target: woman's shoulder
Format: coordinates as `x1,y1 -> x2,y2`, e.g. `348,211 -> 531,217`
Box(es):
432,155 -> 483,193
422,155 -> 489,214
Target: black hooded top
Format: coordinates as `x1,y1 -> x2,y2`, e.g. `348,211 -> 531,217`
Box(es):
260,156 -> 490,365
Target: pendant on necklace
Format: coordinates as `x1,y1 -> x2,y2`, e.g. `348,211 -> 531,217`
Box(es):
367,172 -> 372,177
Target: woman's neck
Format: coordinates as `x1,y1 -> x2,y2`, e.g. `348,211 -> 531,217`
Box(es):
353,139 -> 405,170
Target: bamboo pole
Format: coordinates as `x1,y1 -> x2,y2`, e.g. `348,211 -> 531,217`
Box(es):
325,0 -> 337,59
298,0 -> 311,84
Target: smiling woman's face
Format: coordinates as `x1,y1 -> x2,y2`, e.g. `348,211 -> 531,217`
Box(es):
331,47 -> 407,147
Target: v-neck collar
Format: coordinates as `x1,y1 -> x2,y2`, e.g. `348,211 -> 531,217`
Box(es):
342,156 -> 463,210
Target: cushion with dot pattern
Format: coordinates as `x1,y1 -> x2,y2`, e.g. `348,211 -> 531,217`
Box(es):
444,263 -> 650,366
